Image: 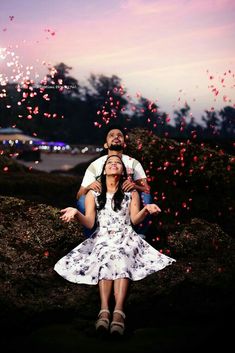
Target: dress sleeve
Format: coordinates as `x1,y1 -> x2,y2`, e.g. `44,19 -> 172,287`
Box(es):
124,191 -> 133,202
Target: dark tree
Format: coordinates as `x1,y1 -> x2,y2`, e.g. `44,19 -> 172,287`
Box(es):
219,106 -> 235,139
173,103 -> 191,137
202,110 -> 220,138
82,74 -> 129,142
46,62 -> 80,96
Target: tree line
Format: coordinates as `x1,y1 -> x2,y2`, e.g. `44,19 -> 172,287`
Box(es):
0,62 -> 234,145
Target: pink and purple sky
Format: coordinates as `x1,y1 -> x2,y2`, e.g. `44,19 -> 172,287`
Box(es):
1,0 -> 235,121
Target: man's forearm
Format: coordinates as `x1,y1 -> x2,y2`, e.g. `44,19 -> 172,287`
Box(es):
134,182 -> 150,193
76,186 -> 87,200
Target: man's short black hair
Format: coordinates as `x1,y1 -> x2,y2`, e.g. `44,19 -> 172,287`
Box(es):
103,124 -> 126,140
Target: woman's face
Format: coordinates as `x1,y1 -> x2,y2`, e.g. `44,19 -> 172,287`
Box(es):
105,156 -> 123,176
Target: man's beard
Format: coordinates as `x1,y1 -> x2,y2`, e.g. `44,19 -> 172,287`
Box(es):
108,144 -> 123,151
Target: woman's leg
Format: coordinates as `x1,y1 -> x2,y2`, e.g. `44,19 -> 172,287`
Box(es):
98,279 -> 113,318
95,279 -> 113,332
113,278 -> 129,323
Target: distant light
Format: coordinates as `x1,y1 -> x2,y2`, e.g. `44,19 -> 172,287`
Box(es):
81,147 -> 88,153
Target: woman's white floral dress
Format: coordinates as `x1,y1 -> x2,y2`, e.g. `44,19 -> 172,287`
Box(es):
54,192 -> 176,284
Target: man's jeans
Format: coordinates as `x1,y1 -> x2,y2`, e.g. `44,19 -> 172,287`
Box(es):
133,192 -> 153,237
76,192 -> 153,238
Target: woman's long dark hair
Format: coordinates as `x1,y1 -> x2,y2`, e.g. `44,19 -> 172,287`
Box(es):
97,155 -> 128,211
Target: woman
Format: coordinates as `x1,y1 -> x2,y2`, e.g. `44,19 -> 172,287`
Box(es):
54,155 -> 175,336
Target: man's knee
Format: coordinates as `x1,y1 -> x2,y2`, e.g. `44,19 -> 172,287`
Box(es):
76,195 -> 96,238
140,192 -> 153,206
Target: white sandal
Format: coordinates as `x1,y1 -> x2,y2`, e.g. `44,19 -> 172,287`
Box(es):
110,309 -> 126,335
95,309 -> 110,332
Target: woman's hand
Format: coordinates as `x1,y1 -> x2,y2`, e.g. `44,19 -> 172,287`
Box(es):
144,204 -> 161,215
60,207 -> 78,222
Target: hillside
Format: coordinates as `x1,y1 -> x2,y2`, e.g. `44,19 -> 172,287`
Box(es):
0,196 -> 234,353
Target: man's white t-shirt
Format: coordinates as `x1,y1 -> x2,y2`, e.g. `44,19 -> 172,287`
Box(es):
81,154 -> 146,188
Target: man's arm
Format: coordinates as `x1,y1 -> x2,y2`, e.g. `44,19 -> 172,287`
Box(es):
123,158 -> 150,193
76,186 -> 87,200
76,182 -> 101,200
122,177 -> 150,193
76,160 -> 101,200
134,178 -> 150,193
122,157 -> 150,193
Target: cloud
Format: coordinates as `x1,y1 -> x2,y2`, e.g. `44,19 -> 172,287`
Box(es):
123,56 -> 234,78
121,0 -> 235,16
121,0 -> 179,15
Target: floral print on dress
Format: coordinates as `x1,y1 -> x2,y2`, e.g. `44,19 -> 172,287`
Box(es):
54,192 -> 176,285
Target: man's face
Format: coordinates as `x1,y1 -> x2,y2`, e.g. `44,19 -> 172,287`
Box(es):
105,129 -> 125,151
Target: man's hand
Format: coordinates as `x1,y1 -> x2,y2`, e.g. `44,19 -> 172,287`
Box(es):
60,207 -> 78,222
144,204 -> 161,215
87,181 -> 102,193
122,178 -> 136,192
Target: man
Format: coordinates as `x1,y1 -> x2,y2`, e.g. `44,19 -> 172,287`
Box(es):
76,124 -> 152,237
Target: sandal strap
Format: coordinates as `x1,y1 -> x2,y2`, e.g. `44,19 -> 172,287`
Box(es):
98,309 -> 110,316
96,318 -> 110,325
113,309 -> 126,319
111,321 -> 125,328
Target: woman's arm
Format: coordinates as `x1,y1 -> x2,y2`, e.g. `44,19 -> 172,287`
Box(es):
130,191 -> 161,225
60,191 -> 96,229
